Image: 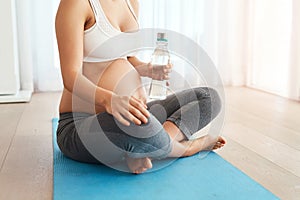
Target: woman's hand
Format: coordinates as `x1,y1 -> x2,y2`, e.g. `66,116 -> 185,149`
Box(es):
148,63 -> 173,81
105,92 -> 150,126
136,62 -> 173,81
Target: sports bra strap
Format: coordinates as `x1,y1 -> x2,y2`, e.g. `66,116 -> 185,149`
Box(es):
88,0 -> 139,30
125,0 -> 138,22
88,0 -> 101,22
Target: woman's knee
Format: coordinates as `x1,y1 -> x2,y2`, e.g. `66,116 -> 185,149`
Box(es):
148,130 -> 171,158
194,87 -> 222,115
117,114 -> 172,158
128,128 -> 172,159
207,87 -> 222,114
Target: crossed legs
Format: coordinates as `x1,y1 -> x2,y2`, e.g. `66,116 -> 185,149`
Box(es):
126,87 -> 226,174
126,120 -> 226,174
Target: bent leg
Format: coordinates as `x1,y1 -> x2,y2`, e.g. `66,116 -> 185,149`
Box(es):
95,112 -> 172,160
163,120 -> 225,158
57,111 -> 172,173
57,112 -> 102,164
148,87 -> 222,140
94,112 -> 172,173
147,87 -> 224,157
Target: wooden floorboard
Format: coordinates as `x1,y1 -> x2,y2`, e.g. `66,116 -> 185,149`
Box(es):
226,106 -> 300,151
222,122 -> 300,180
0,103 -> 25,170
0,92 -> 60,200
225,87 -> 300,133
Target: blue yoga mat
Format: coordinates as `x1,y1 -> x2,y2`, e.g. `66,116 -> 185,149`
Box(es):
52,118 -> 278,200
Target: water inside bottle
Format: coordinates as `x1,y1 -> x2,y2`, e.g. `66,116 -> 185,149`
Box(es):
149,48 -> 170,100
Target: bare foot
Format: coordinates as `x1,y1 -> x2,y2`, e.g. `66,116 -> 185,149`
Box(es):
202,135 -> 226,151
126,157 -> 153,174
180,135 -> 226,156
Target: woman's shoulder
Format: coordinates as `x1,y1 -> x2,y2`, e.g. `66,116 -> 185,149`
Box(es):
130,0 -> 139,5
56,0 -> 92,22
57,0 -> 91,14
58,0 -> 89,6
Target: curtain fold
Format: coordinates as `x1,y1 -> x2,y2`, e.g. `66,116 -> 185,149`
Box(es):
16,0 -> 34,92
249,0 -> 294,98
288,0 -> 300,100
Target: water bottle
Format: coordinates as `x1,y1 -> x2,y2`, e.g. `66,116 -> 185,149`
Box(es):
149,33 -> 170,100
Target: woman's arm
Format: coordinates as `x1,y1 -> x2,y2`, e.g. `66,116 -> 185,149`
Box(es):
127,56 -> 150,77
56,0 -> 109,106
128,56 -> 172,80
56,0 -> 149,126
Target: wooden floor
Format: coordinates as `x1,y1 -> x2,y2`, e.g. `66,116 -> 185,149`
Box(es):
0,87 -> 299,200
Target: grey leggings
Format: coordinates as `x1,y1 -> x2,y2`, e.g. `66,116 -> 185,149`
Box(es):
56,87 -> 221,164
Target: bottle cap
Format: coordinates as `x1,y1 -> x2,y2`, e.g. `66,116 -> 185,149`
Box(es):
157,32 -> 168,42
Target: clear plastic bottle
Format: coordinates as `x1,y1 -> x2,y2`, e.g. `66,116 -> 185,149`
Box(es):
149,33 -> 170,100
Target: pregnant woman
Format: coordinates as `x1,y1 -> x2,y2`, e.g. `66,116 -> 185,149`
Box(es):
55,0 -> 226,174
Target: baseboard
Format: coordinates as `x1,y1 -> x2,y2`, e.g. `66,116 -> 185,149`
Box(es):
0,90 -> 32,103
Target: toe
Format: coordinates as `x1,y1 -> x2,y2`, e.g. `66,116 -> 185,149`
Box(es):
133,169 -> 141,174
218,136 -> 226,144
144,158 -> 153,169
213,142 -> 223,149
136,168 -> 146,174
141,168 -> 148,173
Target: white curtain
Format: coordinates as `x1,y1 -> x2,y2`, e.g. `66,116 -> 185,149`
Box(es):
16,0 -> 62,92
30,0 -> 62,91
249,0 -> 299,99
139,0 -> 300,100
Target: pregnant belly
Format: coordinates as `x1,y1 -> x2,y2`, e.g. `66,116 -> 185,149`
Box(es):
60,59 -> 146,114
94,59 -> 147,113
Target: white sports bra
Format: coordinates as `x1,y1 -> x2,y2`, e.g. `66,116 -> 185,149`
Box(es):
83,0 -> 138,62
